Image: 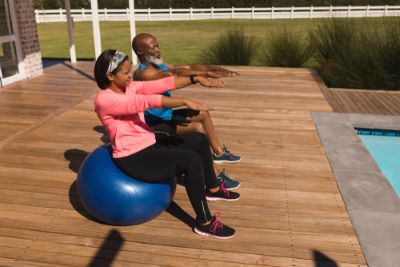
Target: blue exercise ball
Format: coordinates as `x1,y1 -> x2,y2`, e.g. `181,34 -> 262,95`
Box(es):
77,145 -> 176,225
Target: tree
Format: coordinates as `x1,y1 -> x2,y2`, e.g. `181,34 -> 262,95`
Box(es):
42,0 -> 62,9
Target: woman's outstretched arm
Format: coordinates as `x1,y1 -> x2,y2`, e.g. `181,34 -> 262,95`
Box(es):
161,96 -> 212,112
135,76 -> 224,95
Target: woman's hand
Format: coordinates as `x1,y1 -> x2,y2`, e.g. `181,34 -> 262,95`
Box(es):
196,76 -> 225,88
184,99 -> 213,112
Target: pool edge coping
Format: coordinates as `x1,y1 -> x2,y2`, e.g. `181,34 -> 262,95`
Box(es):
311,112 -> 400,267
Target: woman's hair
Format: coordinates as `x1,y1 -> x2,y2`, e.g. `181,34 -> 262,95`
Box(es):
94,49 -> 129,89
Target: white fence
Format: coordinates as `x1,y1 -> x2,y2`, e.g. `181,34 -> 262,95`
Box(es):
35,5 -> 400,23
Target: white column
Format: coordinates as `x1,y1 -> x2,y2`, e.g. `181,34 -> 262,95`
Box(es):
129,0 -> 137,65
35,9 -> 39,23
90,0 -> 101,59
310,5 -> 313,19
65,0 -> 76,63
290,6 -> 294,19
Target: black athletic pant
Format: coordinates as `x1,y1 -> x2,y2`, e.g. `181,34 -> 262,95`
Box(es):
114,132 -> 219,225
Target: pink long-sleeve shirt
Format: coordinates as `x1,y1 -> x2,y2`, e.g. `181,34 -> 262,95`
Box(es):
94,76 -> 176,158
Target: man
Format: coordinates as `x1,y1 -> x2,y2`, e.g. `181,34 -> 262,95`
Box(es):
132,33 -> 241,189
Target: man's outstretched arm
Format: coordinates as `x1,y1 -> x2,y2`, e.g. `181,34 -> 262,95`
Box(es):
165,63 -> 239,78
133,67 -> 175,81
133,67 -> 225,89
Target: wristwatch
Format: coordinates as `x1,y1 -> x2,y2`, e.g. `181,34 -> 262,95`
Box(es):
189,75 -> 198,84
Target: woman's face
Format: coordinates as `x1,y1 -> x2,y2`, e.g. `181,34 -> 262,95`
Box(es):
107,59 -> 132,90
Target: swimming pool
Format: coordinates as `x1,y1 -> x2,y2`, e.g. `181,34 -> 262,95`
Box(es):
356,128 -> 400,197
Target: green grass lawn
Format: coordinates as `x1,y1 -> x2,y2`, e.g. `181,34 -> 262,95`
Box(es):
37,18 -> 392,65
38,19 -> 319,64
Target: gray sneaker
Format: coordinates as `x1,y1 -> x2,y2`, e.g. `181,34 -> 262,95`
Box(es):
216,169 -> 240,190
212,145 -> 241,164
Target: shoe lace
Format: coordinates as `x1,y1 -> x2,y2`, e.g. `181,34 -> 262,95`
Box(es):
222,144 -> 234,156
218,168 -> 227,179
220,181 -> 230,197
209,212 -> 224,235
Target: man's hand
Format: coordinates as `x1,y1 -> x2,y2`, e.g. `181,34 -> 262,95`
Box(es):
197,76 -> 225,88
184,99 -> 213,111
213,66 -> 240,77
205,71 -> 225,78
206,70 -> 239,78
223,70 -> 239,77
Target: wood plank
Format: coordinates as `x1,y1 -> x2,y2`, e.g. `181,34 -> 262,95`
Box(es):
325,87 -> 400,115
0,62 -> 367,266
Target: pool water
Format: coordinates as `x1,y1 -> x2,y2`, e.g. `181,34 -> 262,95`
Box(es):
357,128 -> 400,197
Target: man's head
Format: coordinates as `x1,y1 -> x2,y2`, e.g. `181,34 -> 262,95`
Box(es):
132,33 -> 163,65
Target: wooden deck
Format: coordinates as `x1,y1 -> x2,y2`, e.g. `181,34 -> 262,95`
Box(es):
0,62 -> 367,266
313,72 -> 400,115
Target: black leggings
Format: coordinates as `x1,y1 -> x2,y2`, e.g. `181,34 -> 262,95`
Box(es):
114,132 -> 219,225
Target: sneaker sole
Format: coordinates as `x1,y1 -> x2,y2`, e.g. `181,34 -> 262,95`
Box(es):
213,158 -> 242,164
206,196 -> 240,201
193,227 -> 235,240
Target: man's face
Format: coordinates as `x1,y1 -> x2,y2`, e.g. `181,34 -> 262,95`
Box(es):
142,37 -> 163,65
144,37 -> 160,58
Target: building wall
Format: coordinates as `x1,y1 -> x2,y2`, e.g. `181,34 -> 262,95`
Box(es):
14,0 -> 43,79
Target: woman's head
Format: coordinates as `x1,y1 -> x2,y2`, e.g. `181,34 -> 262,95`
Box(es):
94,49 -> 131,90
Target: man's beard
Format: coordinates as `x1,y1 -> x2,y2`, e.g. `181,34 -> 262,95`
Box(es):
145,54 -> 163,65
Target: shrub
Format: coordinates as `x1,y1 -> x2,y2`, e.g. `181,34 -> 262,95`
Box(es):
380,18 -> 400,89
309,18 -> 400,90
200,29 -> 258,66
309,19 -> 355,65
262,28 -> 312,67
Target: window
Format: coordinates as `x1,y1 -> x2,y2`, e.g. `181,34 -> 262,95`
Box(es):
0,0 -> 23,86
0,0 -> 13,37
0,41 -> 18,79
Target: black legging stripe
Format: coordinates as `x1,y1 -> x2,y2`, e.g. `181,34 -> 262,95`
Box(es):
114,132 -> 219,225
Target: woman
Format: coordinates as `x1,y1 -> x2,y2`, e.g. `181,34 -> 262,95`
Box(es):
93,49 -> 239,239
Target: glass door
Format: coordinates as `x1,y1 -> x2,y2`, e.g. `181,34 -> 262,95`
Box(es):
0,0 -> 24,86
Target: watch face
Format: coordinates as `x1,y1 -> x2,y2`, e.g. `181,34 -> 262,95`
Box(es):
190,75 -> 197,84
